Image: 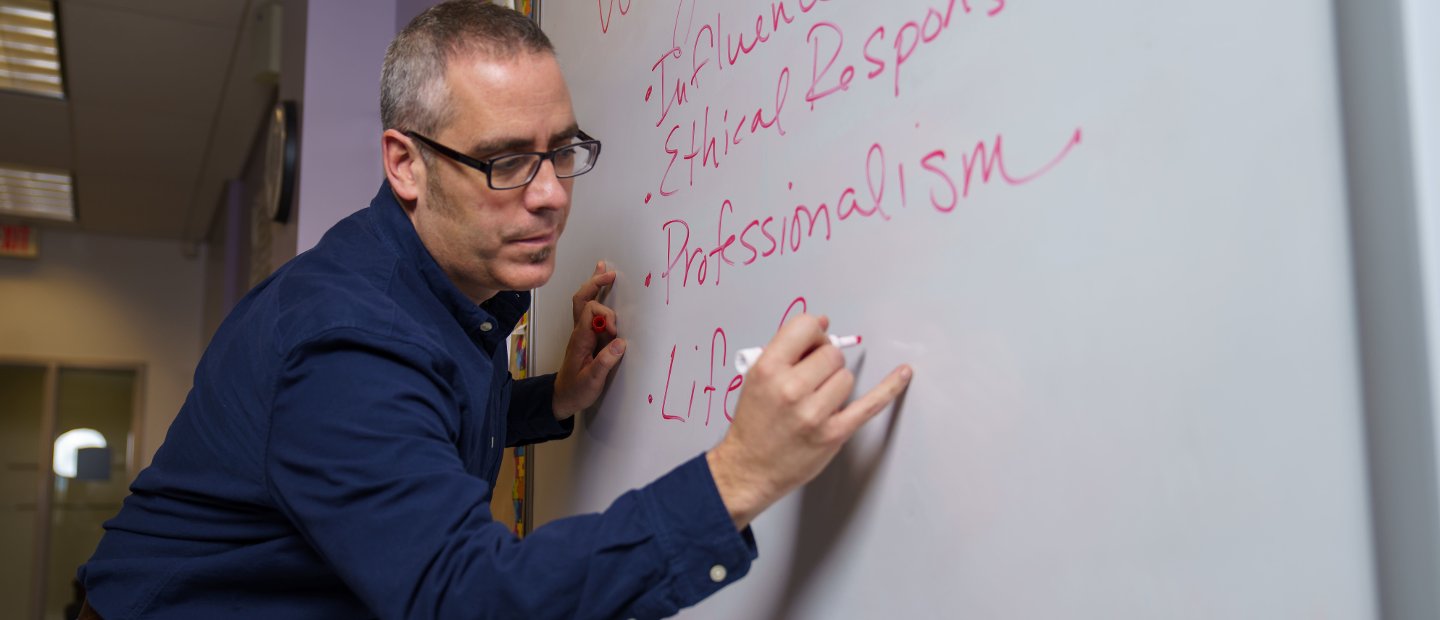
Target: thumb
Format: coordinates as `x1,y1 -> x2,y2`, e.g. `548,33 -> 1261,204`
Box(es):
583,338 -> 627,383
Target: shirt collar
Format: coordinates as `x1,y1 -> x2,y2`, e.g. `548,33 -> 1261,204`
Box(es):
366,180 -> 531,340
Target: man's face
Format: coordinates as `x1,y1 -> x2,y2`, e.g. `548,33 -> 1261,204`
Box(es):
410,51 -> 577,303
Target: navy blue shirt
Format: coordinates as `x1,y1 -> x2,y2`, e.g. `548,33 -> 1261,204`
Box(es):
80,183 -> 756,619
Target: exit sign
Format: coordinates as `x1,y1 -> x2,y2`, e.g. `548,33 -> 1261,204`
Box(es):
1,224 -> 37,258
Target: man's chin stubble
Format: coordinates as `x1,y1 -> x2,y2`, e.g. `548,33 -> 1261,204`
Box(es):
524,247 -> 552,264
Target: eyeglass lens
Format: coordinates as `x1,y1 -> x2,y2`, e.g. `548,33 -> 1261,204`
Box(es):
490,142 -> 599,189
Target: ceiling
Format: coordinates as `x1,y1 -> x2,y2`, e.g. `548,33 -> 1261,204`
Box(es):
0,0 -> 272,243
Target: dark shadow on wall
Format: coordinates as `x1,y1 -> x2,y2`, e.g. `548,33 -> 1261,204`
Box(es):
766,357 -> 910,620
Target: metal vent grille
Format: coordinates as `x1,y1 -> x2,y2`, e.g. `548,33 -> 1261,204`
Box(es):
0,163 -> 74,221
0,0 -> 62,98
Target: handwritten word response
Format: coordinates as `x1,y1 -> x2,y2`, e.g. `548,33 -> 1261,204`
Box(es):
597,0 -> 1080,425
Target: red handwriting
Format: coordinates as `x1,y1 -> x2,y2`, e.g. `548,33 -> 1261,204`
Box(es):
777,296 -> 808,333
650,0 -> 833,127
646,0 -> 1007,202
653,297 -> 811,425
806,22 -> 853,107
657,128 -> 1083,303
922,128 -> 1084,211
658,68 -> 790,196
597,0 -> 632,34
658,345 -> 688,421
811,0 -> 1004,107
657,329 -> 743,425
650,48 -> 688,129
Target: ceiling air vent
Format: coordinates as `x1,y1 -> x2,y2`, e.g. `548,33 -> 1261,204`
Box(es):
0,0 -> 62,98
0,163 -> 74,222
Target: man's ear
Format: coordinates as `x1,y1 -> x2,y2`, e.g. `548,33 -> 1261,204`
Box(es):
382,129 -> 424,204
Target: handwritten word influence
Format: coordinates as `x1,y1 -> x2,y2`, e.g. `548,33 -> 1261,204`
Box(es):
646,0 -> 1007,201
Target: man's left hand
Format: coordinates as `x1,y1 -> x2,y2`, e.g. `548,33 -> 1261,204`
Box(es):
552,261 -> 626,419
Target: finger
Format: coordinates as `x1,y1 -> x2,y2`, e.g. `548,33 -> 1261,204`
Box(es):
585,299 -> 618,339
565,313 -> 598,361
591,261 -> 615,304
807,364 -> 857,426
572,276 -> 614,321
787,341 -> 847,396
757,314 -> 830,369
829,364 -> 913,438
572,263 -> 618,322
566,301 -> 618,363
580,337 -> 627,384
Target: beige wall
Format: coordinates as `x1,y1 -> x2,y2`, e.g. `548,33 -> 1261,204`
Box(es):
0,227 -> 205,467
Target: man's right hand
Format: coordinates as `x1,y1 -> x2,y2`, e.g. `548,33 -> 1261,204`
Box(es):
705,314 -> 913,530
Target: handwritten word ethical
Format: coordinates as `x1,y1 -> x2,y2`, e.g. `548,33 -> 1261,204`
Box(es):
647,0 -> 1006,201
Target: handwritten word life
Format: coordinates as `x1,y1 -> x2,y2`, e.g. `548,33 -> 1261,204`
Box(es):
653,296 -> 812,425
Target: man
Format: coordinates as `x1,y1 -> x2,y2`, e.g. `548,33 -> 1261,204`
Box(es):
79,3 -> 912,619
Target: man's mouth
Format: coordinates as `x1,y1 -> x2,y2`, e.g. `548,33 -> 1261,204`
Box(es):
510,231 -> 555,246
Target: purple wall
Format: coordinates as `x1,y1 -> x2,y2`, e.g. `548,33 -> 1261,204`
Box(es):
396,0 -> 442,32
291,0 -> 397,253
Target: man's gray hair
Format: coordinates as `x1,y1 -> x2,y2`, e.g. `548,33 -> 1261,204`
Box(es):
381,1 -> 554,135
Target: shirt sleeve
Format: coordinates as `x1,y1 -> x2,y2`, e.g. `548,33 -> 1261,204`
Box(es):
264,329 -> 756,620
505,373 -> 574,447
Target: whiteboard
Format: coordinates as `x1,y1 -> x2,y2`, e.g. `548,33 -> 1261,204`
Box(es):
532,1 -> 1378,617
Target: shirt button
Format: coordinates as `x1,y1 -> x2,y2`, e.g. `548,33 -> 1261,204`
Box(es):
709,564 -> 727,583
479,321 -> 494,332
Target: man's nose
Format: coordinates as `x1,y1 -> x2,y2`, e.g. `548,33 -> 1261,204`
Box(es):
524,160 -> 567,210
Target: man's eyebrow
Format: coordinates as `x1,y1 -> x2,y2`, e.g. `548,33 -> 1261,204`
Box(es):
465,136 -> 534,157
466,125 -> 581,157
549,124 -> 581,145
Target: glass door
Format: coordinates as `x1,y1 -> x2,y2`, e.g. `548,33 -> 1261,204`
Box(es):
45,367 -> 138,620
0,361 -> 140,620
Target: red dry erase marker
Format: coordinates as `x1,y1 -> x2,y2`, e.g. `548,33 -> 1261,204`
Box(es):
592,315 -> 607,333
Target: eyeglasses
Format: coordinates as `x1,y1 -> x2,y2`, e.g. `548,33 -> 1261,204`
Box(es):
404,130 -> 602,190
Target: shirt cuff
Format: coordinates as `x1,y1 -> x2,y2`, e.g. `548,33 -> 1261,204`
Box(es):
506,374 -> 574,446
632,453 -> 759,618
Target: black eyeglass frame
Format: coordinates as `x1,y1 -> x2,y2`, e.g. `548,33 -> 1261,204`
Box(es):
404,129 -> 602,190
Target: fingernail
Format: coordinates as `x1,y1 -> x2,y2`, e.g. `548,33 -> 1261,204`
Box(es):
610,340 -> 626,355
900,366 -> 913,381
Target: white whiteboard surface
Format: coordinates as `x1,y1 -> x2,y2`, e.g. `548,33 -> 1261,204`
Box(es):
1409,0 -> 1440,468
533,1 -> 1378,617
